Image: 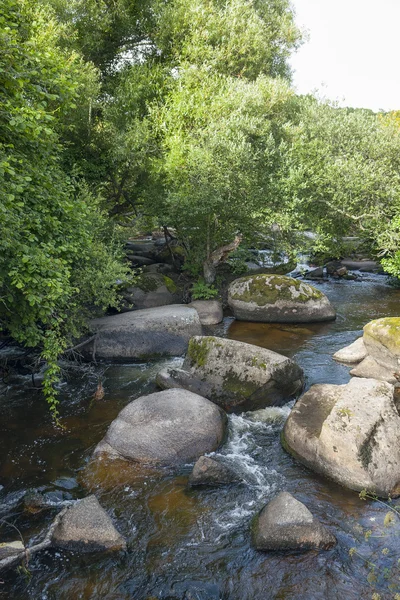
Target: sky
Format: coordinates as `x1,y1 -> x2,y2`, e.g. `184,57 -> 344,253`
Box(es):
289,0 -> 400,112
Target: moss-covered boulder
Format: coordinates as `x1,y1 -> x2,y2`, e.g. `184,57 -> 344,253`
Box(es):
228,275 -> 336,323
282,378 -> 400,498
121,273 -> 182,311
363,318 -> 400,371
156,336 -> 304,413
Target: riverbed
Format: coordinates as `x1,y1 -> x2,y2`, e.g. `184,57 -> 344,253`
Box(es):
1,274 -> 400,599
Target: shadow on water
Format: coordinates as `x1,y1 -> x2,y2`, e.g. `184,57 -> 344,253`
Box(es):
1,274 -> 400,599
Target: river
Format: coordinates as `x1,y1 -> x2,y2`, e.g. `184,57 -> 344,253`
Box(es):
1,274 -> 400,599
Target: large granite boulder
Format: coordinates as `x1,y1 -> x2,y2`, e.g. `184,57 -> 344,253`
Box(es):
334,318 -> 400,383
94,389 -> 227,466
188,456 -> 240,487
121,273 -> 182,311
51,496 -> 126,553
89,305 -> 202,360
252,492 -> 336,552
228,275 -> 336,323
363,318 -> 400,371
156,336 -> 304,412
282,378 -> 400,497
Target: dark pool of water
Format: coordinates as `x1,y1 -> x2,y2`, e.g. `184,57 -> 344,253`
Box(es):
1,274 -> 400,600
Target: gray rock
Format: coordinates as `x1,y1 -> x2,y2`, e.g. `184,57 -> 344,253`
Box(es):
188,300 -> 223,325
89,305 -> 202,360
94,389 -> 227,466
304,267 -> 324,279
156,336 -> 303,413
363,318 -> 400,372
228,275 -> 335,323
126,255 -> 155,266
350,355 -> 397,384
125,241 -> 157,254
252,492 -> 336,551
282,378 -> 400,497
333,337 -> 367,364
341,259 -> 383,273
0,541 -> 24,561
188,456 -> 240,487
325,260 -> 343,275
121,273 -> 181,311
51,496 -> 126,553
143,263 -> 175,274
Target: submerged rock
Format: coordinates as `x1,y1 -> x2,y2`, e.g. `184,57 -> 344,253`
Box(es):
156,336 -> 304,412
188,456 -> 240,487
51,495 -> 126,553
333,337 -> 367,364
282,378 -> 400,497
188,300 -> 223,325
252,492 -> 336,552
94,389 -> 227,466
0,541 -> 24,561
228,275 -> 335,323
89,305 -> 202,360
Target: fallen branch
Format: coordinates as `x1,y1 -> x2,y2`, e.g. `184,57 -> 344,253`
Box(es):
0,507 -> 68,572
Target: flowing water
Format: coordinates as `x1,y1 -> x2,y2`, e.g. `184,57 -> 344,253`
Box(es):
1,274 -> 400,599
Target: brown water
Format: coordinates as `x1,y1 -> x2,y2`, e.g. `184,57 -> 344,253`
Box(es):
1,275 -> 400,600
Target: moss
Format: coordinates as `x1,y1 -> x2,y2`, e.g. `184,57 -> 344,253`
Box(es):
187,337 -> 215,367
230,275 -> 324,307
364,317 -> 400,354
163,276 -> 177,294
222,370 -> 259,398
138,274 -> 161,293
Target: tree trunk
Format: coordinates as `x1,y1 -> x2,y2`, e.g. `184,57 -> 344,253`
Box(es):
203,235 -> 242,284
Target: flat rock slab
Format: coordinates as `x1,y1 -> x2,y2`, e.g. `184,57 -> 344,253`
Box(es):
94,389 -> 227,466
228,275 -> 336,323
51,496 -> 126,553
282,378 -> 400,497
252,492 -> 336,551
188,456 -> 240,487
89,305 -> 202,360
350,355 -> 397,384
333,337 -> 367,364
341,259 -> 383,273
156,336 -> 304,412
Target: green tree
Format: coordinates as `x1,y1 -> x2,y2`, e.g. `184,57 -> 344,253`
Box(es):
0,0 -> 129,415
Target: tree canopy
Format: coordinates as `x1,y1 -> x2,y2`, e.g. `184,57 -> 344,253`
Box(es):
2,0 -> 400,412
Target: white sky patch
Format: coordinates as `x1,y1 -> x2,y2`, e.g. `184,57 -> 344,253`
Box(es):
290,0 -> 400,111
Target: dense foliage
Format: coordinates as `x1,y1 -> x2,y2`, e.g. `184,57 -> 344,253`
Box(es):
0,0 -> 129,415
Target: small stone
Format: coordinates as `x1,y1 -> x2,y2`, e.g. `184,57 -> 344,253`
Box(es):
51,495 -> 126,553
252,492 -> 336,551
188,456 -> 240,487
